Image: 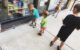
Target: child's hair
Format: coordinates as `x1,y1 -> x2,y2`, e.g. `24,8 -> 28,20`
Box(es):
28,3 -> 34,7
43,10 -> 49,16
9,11 -> 13,14
74,3 -> 80,13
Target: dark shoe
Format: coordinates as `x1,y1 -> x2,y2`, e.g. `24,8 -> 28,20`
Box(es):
50,41 -> 54,47
33,25 -> 36,28
57,46 -> 61,50
53,14 -> 55,16
30,23 -> 33,26
38,32 -> 42,36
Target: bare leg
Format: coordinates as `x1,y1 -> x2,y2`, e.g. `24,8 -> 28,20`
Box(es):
34,22 -> 36,26
53,36 -> 58,43
32,20 -> 34,25
30,19 -> 36,27
30,20 -> 34,26
50,36 -> 58,46
32,19 -> 36,28
60,41 -> 64,48
40,28 -> 45,33
57,41 -> 64,50
33,22 -> 36,28
38,27 -> 44,36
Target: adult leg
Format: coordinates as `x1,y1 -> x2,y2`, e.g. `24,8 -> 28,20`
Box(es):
50,36 -> 58,46
57,41 -> 64,50
60,41 -> 64,48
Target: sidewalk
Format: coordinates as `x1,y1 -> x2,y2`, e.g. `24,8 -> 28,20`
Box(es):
0,9 -> 79,50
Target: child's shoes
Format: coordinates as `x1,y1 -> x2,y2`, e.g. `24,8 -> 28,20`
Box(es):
38,32 -> 42,36
30,23 -> 33,26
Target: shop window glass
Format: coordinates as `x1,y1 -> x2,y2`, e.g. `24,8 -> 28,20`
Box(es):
48,0 -> 68,11
48,0 -> 60,11
0,0 -> 8,21
8,0 -> 33,17
38,0 -> 48,13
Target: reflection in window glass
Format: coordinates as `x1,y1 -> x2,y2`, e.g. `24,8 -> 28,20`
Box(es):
48,0 -> 68,11
48,0 -> 60,11
38,0 -> 48,13
0,0 -> 7,18
8,0 -> 33,17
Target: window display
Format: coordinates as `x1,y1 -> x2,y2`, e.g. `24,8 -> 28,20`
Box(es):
8,0 -> 33,17
48,0 -> 68,11
0,0 -> 7,18
0,0 -> 34,31
38,0 -> 48,13
0,0 -> 34,23
48,0 -> 60,11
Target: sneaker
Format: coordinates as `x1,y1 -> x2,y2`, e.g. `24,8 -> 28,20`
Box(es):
52,14 -> 55,16
30,23 -> 33,26
33,25 -> 36,28
50,41 -> 54,47
38,32 -> 42,36
57,46 -> 61,50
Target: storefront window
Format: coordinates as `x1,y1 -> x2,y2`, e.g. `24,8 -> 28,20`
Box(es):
8,0 -> 33,17
48,0 -> 60,11
0,0 -> 8,21
60,0 -> 67,10
0,0 -> 2,17
0,0 -> 34,23
70,0 -> 80,10
48,0 -> 67,11
38,0 -> 48,13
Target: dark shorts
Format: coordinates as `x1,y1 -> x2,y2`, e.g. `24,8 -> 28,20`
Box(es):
57,25 -> 75,42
